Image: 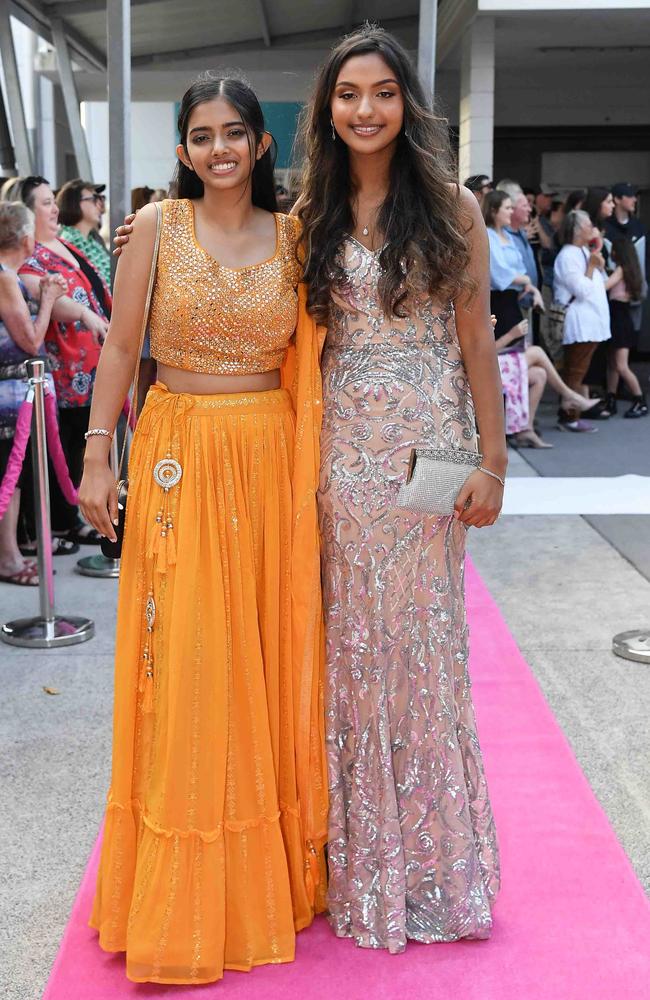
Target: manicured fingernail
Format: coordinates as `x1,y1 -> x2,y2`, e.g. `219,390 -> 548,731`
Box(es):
113,518 -> 119,525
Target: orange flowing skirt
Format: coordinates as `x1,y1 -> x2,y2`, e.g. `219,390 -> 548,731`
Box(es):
90,383 -> 327,984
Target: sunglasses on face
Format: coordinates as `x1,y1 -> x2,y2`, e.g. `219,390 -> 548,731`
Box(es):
80,194 -> 101,203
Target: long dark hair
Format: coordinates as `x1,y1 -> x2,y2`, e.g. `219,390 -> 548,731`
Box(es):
57,178 -> 93,226
583,186 -> 611,229
296,25 -> 473,323
563,189 -> 585,214
611,237 -> 643,301
482,190 -> 510,229
171,73 -> 277,212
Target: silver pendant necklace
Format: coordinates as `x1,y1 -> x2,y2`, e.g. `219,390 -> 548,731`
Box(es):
362,225 -> 369,236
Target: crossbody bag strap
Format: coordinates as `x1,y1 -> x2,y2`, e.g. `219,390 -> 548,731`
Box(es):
117,200 -> 163,479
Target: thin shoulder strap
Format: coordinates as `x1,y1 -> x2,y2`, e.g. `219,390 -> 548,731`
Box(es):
118,200 -> 163,478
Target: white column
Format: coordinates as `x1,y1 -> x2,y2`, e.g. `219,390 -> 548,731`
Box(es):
458,16 -> 495,184
38,75 -> 57,184
107,0 -> 131,284
418,0 -> 438,101
0,0 -> 33,173
51,17 -> 93,181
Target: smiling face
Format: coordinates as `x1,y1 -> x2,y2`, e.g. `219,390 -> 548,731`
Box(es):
176,97 -> 270,195
330,52 -> 405,157
30,183 -> 59,242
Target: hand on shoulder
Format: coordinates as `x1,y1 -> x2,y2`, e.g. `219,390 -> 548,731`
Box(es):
117,200 -> 158,260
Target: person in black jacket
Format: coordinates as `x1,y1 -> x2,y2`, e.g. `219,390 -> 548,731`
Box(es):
604,183 -> 648,332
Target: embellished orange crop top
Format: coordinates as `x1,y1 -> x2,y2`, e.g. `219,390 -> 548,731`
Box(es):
148,199 -> 302,374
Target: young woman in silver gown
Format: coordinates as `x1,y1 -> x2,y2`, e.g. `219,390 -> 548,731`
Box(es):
297,27 -> 506,952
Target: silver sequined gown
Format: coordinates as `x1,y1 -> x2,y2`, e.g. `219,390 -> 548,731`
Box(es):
319,237 -> 500,952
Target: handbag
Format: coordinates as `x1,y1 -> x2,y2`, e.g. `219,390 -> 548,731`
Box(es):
547,296 -> 574,344
100,202 -> 162,560
548,251 -> 589,343
395,447 -> 482,516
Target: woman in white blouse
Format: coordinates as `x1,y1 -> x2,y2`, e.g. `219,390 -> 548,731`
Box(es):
553,210 -> 612,430
485,193 -> 597,446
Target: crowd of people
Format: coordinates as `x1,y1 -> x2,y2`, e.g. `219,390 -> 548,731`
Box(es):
0,176 -> 170,588
0,163 -> 647,588
0,176 -> 114,587
0,23 -> 645,986
466,173 -> 648,444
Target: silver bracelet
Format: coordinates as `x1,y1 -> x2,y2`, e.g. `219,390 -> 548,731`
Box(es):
478,465 -> 505,488
84,428 -> 113,441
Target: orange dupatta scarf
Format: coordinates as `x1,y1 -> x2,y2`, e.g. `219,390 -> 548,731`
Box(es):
281,282 -> 329,911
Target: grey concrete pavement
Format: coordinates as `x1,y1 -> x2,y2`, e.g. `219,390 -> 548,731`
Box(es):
1,431 -> 650,999
517,364 -> 650,579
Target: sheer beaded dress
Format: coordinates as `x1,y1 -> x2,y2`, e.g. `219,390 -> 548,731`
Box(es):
319,237 -> 500,952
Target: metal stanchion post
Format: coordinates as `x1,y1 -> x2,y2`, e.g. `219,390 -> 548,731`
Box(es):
76,431 -> 121,578
612,630 -> 650,665
1,360 -> 94,648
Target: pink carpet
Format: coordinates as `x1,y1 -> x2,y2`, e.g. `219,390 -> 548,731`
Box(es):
44,561 -> 650,1000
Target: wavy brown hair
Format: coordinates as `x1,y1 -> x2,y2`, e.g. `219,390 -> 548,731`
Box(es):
296,25 -> 473,323
611,237 -> 643,302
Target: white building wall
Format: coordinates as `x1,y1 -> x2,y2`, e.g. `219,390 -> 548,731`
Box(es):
495,64 -> 650,128
542,151 -> 650,192
82,101 -> 176,188
458,18 -> 495,180
436,62 -> 650,130
38,58 -> 56,183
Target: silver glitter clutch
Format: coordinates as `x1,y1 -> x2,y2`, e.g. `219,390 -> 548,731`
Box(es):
396,448 -> 482,515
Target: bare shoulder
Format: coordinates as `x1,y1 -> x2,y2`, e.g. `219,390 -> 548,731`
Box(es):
121,200 -> 159,261
456,186 -> 488,254
131,200 -> 159,234
455,184 -> 482,222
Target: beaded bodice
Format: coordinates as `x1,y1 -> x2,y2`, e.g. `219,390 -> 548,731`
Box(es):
149,200 -> 301,374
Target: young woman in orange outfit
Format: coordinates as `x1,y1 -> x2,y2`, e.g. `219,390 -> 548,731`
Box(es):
79,75 -> 327,985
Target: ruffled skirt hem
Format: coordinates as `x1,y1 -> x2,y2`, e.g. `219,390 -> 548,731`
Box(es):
90,798 -> 326,984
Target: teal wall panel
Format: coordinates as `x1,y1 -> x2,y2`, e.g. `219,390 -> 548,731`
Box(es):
261,102 -> 303,169
174,101 -> 303,171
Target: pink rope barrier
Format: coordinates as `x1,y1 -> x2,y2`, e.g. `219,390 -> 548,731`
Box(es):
0,397 -> 34,520
0,382 -> 134,522
45,394 -> 133,504
44,391 -> 79,506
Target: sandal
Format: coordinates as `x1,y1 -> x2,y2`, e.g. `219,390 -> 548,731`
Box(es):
68,522 -> 102,545
0,560 -> 40,586
20,536 -> 80,557
512,429 -> 554,449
